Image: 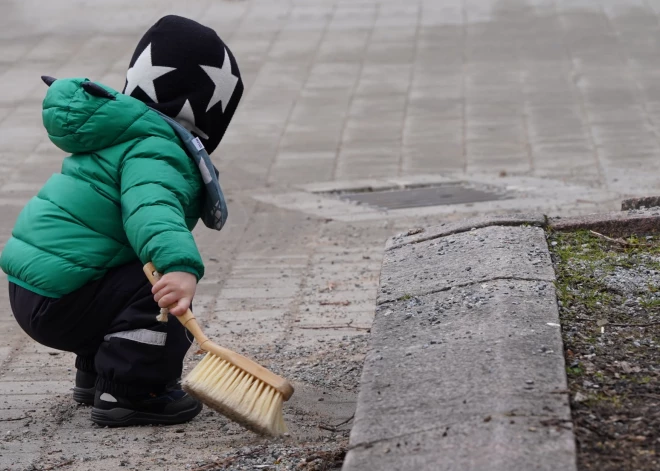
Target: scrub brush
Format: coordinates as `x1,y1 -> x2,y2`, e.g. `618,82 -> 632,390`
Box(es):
143,262 -> 294,436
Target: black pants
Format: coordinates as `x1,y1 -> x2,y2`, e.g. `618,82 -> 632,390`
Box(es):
9,260 -> 191,396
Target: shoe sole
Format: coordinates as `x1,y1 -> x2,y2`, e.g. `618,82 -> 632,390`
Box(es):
90,402 -> 203,427
72,386 -> 95,406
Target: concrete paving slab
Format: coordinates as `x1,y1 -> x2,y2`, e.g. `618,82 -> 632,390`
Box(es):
344,414 -> 571,471
350,282 -> 570,442
386,213 -> 546,250
0,394 -> 52,411
0,380 -> 71,395
0,444 -> 41,470
378,225 -> 555,304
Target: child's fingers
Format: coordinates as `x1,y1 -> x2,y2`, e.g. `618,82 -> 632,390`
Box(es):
170,297 -> 191,316
157,292 -> 180,309
152,277 -> 167,294
153,286 -> 174,303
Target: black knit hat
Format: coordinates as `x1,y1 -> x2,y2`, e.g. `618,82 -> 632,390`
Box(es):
123,15 -> 243,154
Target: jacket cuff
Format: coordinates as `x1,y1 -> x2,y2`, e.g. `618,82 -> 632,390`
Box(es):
162,265 -> 202,281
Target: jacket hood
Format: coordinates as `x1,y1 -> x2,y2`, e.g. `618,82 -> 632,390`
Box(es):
42,78 -> 175,154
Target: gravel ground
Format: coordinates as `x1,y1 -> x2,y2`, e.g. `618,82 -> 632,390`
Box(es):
0,333 -> 368,471
0,213 -> 389,471
549,229 -> 660,471
176,334 -> 368,471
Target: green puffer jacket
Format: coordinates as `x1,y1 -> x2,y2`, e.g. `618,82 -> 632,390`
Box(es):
0,78 -> 205,298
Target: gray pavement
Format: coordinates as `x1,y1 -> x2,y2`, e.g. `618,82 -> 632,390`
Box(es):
0,0 -> 659,469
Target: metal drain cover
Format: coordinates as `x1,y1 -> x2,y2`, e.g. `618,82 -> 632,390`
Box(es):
338,184 -> 506,210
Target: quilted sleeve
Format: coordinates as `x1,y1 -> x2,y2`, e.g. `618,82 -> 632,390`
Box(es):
120,136 -> 204,280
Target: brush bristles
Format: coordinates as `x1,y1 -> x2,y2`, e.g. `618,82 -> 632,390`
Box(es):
183,352 -> 288,436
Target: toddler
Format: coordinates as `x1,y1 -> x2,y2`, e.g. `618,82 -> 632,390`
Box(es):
0,15 -> 242,426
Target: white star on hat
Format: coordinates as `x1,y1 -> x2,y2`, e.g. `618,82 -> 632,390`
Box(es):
174,99 -> 209,140
200,48 -> 238,113
125,43 -> 175,103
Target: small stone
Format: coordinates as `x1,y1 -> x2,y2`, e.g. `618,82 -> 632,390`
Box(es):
574,392 -> 588,403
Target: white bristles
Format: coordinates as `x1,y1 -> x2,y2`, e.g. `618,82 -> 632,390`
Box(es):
182,352 -> 288,436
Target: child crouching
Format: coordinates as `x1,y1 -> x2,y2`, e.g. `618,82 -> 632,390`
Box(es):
1,15 -> 242,426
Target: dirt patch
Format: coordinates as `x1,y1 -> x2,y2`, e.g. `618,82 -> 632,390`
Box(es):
549,230 -> 660,470
176,334 -> 368,471
187,444 -> 346,471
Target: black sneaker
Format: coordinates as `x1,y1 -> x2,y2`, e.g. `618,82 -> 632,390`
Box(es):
90,388 -> 203,427
72,370 -> 96,405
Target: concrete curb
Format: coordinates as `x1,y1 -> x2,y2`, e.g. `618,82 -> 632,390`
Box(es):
343,216 -> 577,471
384,214 -> 547,251
621,197 -> 660,211
548,209 -> 660,238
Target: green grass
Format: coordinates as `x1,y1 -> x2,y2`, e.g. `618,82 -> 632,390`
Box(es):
567,365 -> 584,377
549,230 -> 660,314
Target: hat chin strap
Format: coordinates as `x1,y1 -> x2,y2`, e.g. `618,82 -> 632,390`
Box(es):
175,117 -> 209,140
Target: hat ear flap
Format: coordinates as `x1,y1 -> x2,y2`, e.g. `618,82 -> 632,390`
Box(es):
41,76 -> 57,86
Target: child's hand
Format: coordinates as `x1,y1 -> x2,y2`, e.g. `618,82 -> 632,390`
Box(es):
151,271 -> 197,316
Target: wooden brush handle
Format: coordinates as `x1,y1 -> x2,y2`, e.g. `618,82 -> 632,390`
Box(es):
143,263 -> 294,401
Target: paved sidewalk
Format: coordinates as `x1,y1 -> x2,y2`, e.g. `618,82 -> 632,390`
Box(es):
1,0 -> 660,469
